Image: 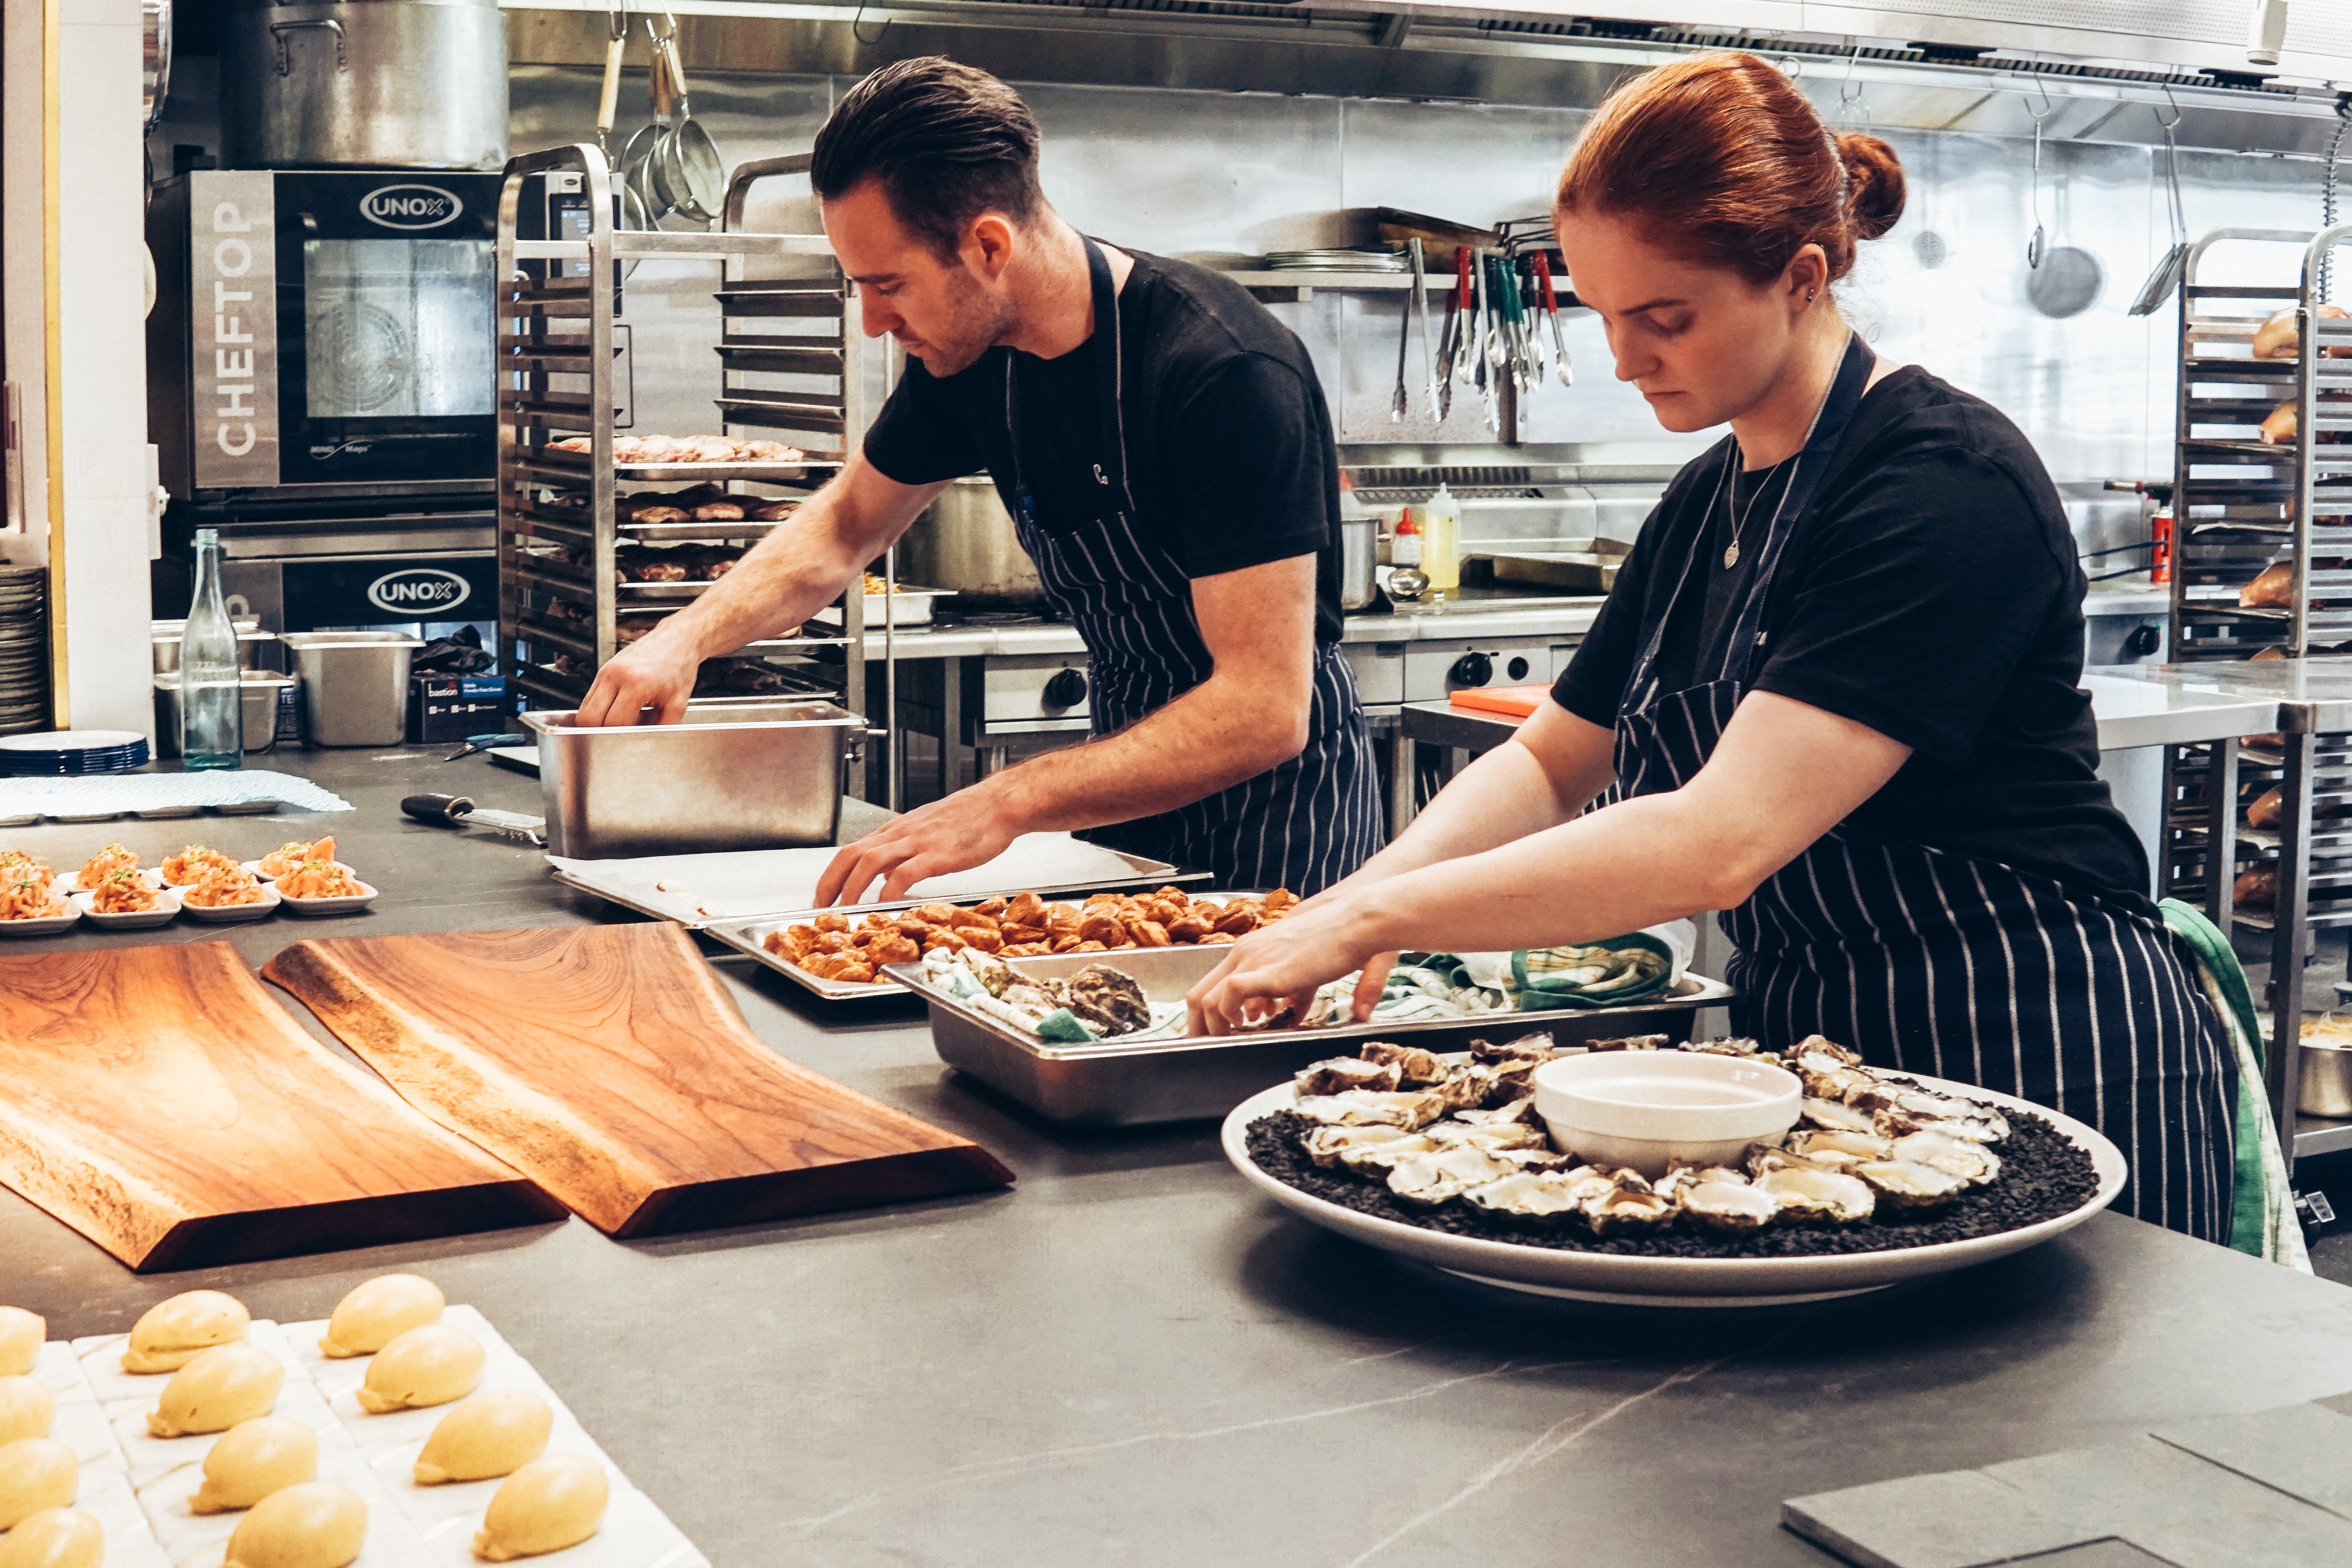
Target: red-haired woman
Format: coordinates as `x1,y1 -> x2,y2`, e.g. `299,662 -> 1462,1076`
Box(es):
1190,52 -> 2234,1239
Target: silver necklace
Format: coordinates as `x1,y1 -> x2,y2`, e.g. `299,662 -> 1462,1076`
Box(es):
1722,462 -> 1786,569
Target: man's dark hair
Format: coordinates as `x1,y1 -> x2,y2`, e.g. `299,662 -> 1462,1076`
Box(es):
811,58 -> 1046,261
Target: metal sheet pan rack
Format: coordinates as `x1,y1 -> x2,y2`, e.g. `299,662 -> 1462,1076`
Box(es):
2164,231 -> 2333,931
2160,226 -> 2352,1163
492,145 -> 872,762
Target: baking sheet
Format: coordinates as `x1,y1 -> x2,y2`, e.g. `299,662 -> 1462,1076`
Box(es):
708,891 -> 1250,1002
548,831 -> 1203,928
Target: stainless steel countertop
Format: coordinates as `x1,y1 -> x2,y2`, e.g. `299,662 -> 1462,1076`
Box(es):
861,597 -> 1608,661
2,750 -> 2351,1567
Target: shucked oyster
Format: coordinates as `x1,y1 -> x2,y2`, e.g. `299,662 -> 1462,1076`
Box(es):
1471,1032 -> 1557,1064
1387,1147 -> 1522,1207
1063,965 -> 1152,1036
1683,1037 -> 1766,1058
1303,1124 -> 1435,1174
1587,1034 -> 1667,1052
1658,1167 -> 1778,1233
1793,1035 -> 1864,1068
1585,1170 -> 1677,1235
1360,1041 -> 1447,1087
1453,1098 -> 1546,1129
1461,1171 -> 1585,1219
1853,1157 -> 1969,1210
1295,1057 -> 1402,1097
1786,1129 -> 1895,1170
1754,1154 -> 1875,1223
1292,1090 -> 1448,1130
1799,1096 -> 1880,1135
1891,1129 -> 2002,1188
1424,1119 -> 1552,1154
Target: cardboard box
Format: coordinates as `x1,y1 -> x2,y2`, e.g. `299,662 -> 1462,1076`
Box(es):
407,674 -> 505,744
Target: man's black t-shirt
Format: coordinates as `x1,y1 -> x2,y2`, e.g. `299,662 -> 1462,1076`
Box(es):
1551,364 -> 2152,911
863,248 -> 1345,641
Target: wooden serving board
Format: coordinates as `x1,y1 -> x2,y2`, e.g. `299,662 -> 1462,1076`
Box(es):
264,923 -> 1015,1236
0,941 -> 561,1272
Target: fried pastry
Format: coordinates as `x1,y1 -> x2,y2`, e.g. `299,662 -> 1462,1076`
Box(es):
319,1274 -> 444,1358
473,1454 -> 608,1561
415,1389 -> 552,1485
124,1290 -> 248,1373
0,1506 -> 102,1568
0,1378 -> 52,1445
191,1416 -> 319,1514
222,1482 -> 367,1568
0,1309 -> 40,1378
149,1343 -> 283,1437
356,1325 -> 482,1413
0,1438 -> 76,1530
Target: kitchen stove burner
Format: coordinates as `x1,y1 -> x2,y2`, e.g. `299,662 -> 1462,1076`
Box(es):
931,609 -> 1060,629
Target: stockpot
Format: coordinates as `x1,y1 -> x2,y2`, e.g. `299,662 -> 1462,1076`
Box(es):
221,0 -> 509,171
896,477 -> 1048,609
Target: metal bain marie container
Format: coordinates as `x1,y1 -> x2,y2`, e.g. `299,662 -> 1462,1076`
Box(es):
281,631 -> 423,746
523,700 -> 870,859
889,944 -> 1737,1127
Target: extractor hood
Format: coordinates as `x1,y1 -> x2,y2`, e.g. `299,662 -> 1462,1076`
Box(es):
505,0 -> 2352,155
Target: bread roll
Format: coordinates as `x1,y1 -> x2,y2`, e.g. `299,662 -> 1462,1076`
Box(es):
0,1310 -> 40,1378
2240,561 -> 2296,609
319,1274 -> 443,1359
2253,302 -> 2352,359
0,1507 -> 102,1568
123,1291 -> 249,1374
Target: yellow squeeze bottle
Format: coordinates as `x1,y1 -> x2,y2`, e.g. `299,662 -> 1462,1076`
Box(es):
1421,483 -> 1461,592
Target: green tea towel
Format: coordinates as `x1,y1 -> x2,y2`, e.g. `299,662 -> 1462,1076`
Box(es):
2161,897 -> 2310,1270
1510,933 -> 1676,1010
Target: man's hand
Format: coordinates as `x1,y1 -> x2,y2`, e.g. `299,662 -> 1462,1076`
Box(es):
574,633 -> 700,727
815,788 -> 1022,906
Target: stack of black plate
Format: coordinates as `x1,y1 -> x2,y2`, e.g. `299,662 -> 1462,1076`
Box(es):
0,566 -> 48,736
0,729 -> 150,776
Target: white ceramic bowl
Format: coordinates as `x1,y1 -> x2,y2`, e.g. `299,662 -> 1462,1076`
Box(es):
1533,1051 -> 1801,1177
68,886 -> 181,930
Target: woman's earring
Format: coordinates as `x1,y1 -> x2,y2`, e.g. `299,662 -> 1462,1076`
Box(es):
1807,287 -> 1817,303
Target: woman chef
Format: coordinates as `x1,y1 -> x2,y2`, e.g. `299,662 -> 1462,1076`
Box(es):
1189,52 -> 2236,1240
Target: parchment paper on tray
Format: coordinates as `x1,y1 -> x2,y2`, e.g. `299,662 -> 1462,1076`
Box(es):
548,831 -> 1187,926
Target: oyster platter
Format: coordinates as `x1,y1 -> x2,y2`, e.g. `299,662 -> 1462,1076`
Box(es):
1225,1032 -> 2127,1306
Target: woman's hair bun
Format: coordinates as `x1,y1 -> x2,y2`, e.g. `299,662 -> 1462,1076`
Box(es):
1835,132 -> 1906,243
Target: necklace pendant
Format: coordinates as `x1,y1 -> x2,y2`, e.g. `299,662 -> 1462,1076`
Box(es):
1723,539 -> 1740,569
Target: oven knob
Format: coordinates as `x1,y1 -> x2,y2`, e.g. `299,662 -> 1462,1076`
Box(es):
1044,668 -> 1088,708
2125,624 -> 2161,658
1506,655 -> 1531,681
1449,652 -> 1493,687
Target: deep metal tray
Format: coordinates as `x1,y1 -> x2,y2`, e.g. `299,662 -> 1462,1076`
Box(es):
886,945 -> 1738,1126
705,879 -> 1228,1001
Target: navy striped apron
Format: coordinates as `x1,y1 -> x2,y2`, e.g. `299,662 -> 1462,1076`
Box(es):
999,238 -> 1382,895
1613,335 -> 2236,1241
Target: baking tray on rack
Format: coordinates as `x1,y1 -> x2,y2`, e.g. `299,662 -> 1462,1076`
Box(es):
882,945 -> 1738,1126
548,832 -> 1206,930
709,889 -> 1253,1002
813,588 -> 952,627
618,459 -> 841,483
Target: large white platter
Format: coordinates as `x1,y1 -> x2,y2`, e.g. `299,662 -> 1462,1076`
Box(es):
1222,1073 -> 2127,1308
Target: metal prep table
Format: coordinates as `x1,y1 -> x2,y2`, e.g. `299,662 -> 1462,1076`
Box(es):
3,749 -> 2352,1567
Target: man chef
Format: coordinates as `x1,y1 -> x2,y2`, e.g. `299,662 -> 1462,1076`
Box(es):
577,56 -> 1382,902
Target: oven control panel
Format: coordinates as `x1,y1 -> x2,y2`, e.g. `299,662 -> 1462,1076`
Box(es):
1402,637 -> 1575,702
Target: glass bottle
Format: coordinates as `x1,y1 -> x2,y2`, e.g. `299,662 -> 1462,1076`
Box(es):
180,527 -> 243,769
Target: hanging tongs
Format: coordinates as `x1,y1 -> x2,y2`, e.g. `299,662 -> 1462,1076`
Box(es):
1432,244 -> 1469,420
2025,76 -> 2054,270
2130,89 -> 2190,316
1532,250 -> 1572,386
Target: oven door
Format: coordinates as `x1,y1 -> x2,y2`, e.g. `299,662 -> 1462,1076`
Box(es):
271,171 -> 501,491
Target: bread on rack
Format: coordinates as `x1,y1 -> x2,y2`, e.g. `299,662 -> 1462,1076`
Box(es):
2241,561 -> 2297,608
2235,864 -> 2278,908
2253,303 -> 2352,360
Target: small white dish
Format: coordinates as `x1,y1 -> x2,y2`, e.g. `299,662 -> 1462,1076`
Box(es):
69,886 -> 181,930
0,903 -> 80,936
64,866 -> 165,893
50,808 -> 124,823
179,882 -> 281,923
210,798 -> 282,815
133,803 -> 201,818
276,878 -> 379,917
1532,1051 -> 1801,1177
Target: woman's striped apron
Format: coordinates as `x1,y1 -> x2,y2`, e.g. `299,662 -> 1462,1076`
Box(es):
1612,335 -> 2236,1240
999,238 -> 1382,895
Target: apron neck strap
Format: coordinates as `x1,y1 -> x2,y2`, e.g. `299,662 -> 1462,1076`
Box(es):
1081,236 -> 1137,518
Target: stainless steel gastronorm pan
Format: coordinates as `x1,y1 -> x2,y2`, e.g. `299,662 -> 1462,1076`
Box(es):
887,945 -> 1738,1127
523,700 -> 866,859
704,876 -> 1223,1001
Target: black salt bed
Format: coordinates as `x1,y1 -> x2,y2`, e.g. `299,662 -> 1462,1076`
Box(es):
1243,1108 -> 2100,1259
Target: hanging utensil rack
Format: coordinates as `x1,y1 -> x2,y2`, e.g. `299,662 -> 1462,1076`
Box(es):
493,143 -> 872,784
2160,224 -> 2352,1160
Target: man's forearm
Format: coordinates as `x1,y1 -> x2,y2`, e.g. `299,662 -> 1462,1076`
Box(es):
976,673 -> 1304,835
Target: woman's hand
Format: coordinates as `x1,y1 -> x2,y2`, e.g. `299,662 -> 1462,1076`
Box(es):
1185,894 -> 1392,1036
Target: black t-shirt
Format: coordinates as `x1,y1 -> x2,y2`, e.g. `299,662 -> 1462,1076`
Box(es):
862,249 -> 1345,641
1551,364 -> 2151,910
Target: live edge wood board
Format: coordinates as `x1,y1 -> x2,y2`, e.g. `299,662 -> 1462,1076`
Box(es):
264,924 -> 1015,1237
0,942 -> 562,1272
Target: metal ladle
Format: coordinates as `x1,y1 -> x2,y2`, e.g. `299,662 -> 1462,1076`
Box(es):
2129,89 -> 2189,316
2025,77 -> 2054,270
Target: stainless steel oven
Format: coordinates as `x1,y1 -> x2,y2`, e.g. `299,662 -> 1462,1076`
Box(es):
147,168 -> 506,502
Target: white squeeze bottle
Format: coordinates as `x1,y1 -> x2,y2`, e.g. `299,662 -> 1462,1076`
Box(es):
1421,483 -> 1461,592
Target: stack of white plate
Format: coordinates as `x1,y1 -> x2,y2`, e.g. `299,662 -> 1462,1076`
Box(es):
0,729 -> 150,776
1259,247 -> 1408,273
0,565 -> 48,735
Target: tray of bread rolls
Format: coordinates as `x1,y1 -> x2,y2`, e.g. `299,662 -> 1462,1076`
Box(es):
0,1279 -> 706,1568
